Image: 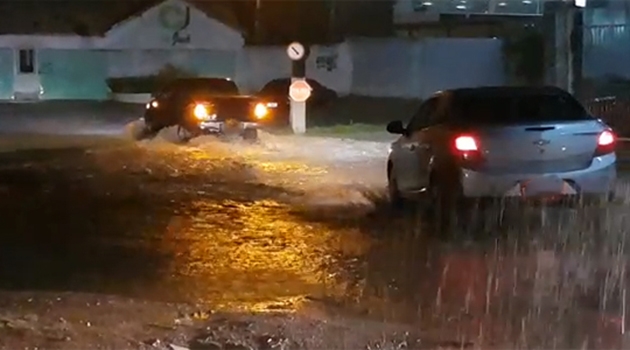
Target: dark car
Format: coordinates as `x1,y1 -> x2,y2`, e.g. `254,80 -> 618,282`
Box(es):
256,78 -> 338,125
143,78 -> 277,141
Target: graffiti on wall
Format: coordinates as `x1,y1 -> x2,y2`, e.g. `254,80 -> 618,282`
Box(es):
315,48 -> 338,72
159,4 -> 192,46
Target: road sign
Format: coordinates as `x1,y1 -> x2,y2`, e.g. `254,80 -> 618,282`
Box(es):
287,42 -> 305,61
289,79 -> 311,102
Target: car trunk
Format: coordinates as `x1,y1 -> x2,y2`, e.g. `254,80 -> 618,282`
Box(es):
474,120 -> 604,174
453,91 -> 606,174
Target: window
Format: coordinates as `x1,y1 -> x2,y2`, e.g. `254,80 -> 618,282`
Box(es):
452,93 -> 591,124
18,49 -> 35,74
407,98 -> 438,132
175,78 -> 239,95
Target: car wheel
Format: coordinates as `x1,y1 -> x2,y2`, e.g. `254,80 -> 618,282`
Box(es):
426,174 -> 467,236
242,128 -> 258,142
388,167 -> 405,210
176,125 -> 193,143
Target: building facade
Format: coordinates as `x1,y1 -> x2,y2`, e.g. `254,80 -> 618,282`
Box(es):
0,0 -> 243,100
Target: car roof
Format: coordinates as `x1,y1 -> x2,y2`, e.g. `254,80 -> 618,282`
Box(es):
433,86 -> 572,99
173,78 -> 233,84
267,78 -> 320,85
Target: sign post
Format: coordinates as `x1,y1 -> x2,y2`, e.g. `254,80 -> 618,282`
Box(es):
286,42 -> 309,134
289,79 -> 311,134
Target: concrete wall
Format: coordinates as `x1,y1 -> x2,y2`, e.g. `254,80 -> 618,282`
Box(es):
0,0 -> 244,100
0,0 -> 506,101
235,42 -> 353,94
102,0 -> 243,50
39,50 -> 109,100
107,49 -> 236,79
238,37 -> 505,99
100,0 -> 242,79
0,49 -> 13,99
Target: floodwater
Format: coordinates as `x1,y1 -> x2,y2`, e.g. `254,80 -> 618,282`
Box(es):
0,122 -> 629,348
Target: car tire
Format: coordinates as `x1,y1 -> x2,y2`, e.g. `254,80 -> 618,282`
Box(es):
426,173 -> 468,236
242,128 -> 258,142
387,165 -> 406,210
176,125 -> 193,143
133,124 -> 153,141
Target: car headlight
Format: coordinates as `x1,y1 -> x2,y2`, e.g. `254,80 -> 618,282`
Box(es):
193,104 -> 209,120
254,103 -> 268,119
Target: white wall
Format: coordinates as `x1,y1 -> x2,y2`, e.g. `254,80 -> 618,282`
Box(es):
238,38 -> 505,99
0,35 -> 96,49
107,49 -> 237,78
102,0 -> 243,50
235,42 -> 353,94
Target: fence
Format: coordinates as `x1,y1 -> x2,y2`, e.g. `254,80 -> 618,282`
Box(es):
585,96 -> 630,137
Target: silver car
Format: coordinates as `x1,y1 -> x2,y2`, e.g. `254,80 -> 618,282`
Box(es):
386,86 -> 617,215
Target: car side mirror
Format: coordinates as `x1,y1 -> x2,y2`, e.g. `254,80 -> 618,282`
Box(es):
386,120 -> 406,135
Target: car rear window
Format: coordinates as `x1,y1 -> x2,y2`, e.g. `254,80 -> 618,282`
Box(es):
452,93 -> 592,124
178,79 -> 239,95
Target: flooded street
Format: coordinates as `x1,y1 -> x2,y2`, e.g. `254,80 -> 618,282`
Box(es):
0,104 -> 630,348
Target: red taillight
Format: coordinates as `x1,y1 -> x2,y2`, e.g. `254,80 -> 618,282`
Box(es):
595,130 -> 616,156
454,135 -> 478,152
598,130 -> 615,146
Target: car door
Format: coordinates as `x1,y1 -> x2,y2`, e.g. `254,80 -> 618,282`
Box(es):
395,97 -> 439,192
416,95 -> 451,190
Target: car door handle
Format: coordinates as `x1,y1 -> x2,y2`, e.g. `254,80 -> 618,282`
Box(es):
403,142 -> 419,150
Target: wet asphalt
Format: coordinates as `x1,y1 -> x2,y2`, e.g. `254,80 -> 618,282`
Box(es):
0,102 -> 630,348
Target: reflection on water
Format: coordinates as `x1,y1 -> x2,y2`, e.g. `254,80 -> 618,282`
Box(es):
1,139 -> 628,348
141,143 -> 630,348
157,199 -> 373,312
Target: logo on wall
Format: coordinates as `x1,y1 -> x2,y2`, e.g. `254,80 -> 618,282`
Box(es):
159,4 -> 191,46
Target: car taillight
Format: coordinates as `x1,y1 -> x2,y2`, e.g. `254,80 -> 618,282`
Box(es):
454,135 -> 478,152
595,130 -> 616,156
453,134 -> 483,168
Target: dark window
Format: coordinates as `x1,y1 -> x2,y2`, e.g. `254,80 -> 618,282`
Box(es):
407,98 -> 438,131
175,78 -> 239,95
18,49 -> 35,74
452,93 -> 591,124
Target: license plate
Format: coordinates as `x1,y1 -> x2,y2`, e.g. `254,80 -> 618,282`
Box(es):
225,119 -> 239,127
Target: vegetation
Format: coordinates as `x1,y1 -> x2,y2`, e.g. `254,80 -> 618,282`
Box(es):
106,64 -> 196,94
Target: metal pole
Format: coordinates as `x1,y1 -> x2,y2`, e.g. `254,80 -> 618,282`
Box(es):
254,0 -> 261,43
328,0 -> 336,40
566,5 -> 575,94
290,77 -> 307,134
